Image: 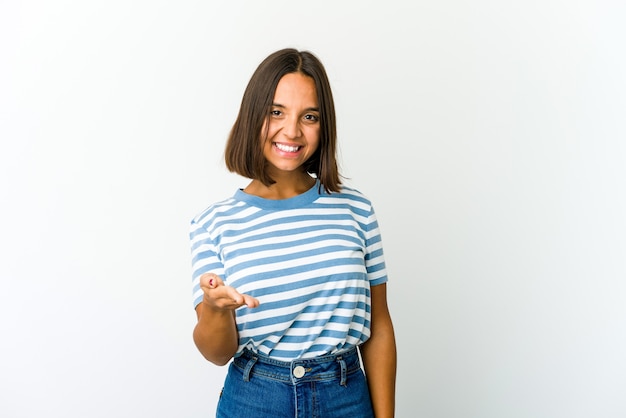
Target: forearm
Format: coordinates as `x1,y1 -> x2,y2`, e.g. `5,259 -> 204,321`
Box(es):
361,316 -> 397,417
193,302 -> 239,366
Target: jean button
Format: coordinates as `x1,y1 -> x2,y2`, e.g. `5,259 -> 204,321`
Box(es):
293,366 -> 306,378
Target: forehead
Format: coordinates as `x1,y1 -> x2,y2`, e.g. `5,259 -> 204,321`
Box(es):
273,73 -> 318,105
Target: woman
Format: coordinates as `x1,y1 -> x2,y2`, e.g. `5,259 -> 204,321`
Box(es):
190,48 -> 396,417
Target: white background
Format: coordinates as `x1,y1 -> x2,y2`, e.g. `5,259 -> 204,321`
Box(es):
1,1 -> 625,417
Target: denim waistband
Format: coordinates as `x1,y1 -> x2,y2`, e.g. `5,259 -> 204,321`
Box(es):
232,347 -> 362,386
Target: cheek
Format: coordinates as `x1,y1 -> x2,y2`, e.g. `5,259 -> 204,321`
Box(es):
263,120 -> 281,141
260,121 -> 276,151
308,127 -> 321,148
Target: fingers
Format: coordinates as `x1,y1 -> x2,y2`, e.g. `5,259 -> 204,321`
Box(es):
223,285 -> 245,305
242,294 -> 261,309
199,273 -> 260,310
221,285 -> 260,308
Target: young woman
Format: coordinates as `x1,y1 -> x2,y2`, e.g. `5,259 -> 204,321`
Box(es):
190,48 -> 397,417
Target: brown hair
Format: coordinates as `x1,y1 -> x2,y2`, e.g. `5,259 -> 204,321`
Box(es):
224,48 -> 341,193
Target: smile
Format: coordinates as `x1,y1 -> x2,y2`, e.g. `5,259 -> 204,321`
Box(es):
274,143 -> 302,153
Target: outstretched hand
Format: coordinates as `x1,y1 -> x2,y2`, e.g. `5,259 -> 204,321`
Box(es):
199,273 -> 260,310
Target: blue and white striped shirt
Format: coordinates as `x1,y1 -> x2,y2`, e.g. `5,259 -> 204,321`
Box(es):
190,181 -> 388,361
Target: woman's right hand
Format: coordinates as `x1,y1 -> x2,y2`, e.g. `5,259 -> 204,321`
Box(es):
199,273 -> 260,311
194,273 -> 258,365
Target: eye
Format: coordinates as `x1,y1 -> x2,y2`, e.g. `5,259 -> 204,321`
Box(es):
270,109 -> 283,117
304,113 -> 319,122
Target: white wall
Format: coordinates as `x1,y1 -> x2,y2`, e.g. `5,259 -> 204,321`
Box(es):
1,1 -> 625,417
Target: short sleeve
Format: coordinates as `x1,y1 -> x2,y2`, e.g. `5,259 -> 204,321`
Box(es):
363,206 -> 388,286
189,219 -> 225,308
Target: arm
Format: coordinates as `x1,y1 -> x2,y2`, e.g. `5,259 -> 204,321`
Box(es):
360,283 -> 397,418
193,273 -> 259,366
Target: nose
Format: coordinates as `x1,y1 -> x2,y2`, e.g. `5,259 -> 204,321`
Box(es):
281,115 -> 302,139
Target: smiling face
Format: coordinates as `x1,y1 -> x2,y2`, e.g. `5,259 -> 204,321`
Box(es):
261,72 -> 320,179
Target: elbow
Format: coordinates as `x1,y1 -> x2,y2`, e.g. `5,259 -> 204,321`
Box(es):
209,357 -> 232,367
193,327 -> 236,366
208,355 -> 232,367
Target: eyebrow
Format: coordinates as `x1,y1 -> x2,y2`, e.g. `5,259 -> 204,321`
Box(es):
272,103 -> 320,112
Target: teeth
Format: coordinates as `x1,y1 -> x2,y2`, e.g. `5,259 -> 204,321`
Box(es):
275,143 -> 300,152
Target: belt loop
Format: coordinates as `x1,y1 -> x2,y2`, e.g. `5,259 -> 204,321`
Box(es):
337,356 -> 347,386
243,356 -> 258,382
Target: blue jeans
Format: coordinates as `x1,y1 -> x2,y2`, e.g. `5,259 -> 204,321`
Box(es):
216,347 -> 374,417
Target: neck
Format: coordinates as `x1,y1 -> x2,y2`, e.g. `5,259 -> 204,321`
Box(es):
244,174 -> 316,200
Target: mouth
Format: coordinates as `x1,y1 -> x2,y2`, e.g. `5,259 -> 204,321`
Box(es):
274,142 -> 302,153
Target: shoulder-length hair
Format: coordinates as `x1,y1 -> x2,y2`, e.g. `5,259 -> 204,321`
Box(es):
224,48 -> 341,193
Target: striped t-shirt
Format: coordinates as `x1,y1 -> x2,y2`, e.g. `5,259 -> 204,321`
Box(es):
189,180 -> 388,361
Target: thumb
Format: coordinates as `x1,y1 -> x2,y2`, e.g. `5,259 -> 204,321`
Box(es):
199,273 -> 224,290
